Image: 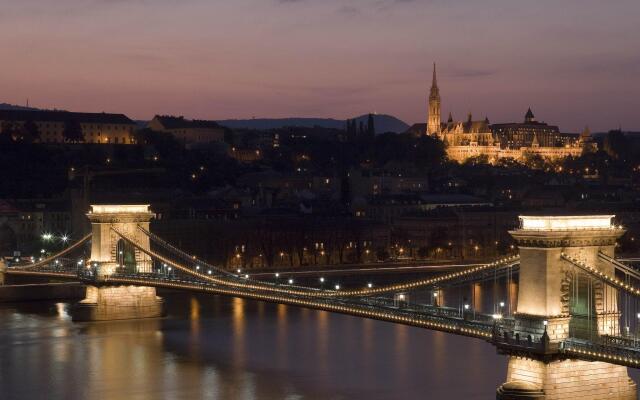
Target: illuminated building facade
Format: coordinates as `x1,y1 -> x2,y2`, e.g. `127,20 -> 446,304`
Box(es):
0,109 -> 137,144
424,67 -> 589,163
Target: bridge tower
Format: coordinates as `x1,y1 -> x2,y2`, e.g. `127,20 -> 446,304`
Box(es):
72,205 -> 163,321
497,215 -> 636,399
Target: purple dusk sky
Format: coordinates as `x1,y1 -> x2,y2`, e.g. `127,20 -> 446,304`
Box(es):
1,0 -> 639,132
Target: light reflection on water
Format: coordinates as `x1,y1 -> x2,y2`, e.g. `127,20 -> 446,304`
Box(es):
1,292 -> 636,399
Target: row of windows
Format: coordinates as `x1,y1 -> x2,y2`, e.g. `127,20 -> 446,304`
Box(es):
3,121 -> 134,132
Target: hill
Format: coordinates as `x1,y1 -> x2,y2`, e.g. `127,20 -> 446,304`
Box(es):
0,103 -> 40,111
218,114 -> 409,133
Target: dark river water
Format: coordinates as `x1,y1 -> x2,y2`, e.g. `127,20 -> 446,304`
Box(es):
0,291 -> 638,400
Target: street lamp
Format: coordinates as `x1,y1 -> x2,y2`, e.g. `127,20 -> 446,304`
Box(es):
288,279 -> 294,284
335,284 -> 340,290
367,283 -> 373,288
319,277 -> 325,283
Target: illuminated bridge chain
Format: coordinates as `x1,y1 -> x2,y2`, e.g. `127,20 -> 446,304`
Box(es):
561,253 -> 640,298
115,225 -> 523,300
10,234 -> 92,270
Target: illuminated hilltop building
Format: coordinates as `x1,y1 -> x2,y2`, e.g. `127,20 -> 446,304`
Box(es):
424,64 -> 592,163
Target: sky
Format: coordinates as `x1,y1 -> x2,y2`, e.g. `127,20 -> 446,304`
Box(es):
1,0 -> 639,132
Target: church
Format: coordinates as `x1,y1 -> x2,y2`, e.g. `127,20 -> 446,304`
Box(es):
421,64 -> 591,164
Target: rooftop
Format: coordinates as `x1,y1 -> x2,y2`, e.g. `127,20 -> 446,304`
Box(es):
518,215 -> 617,231
153,115 -> 222,130
0,109 -> 135,125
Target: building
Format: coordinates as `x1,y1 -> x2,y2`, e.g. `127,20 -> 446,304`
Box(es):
492,108 -> 577,148
0,198 -> 72,254
148,115 -> 225,144
0,109 -> 137,144
423,65 -> 588,163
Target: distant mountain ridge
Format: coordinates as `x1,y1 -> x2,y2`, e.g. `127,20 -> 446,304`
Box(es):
0,102 -> 410,134
0,103 -> 40,111
218,114 -> 410,133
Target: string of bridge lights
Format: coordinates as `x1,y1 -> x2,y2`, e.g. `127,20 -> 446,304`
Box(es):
564,346 -> 640,367
561,253 -> 640,297
103,275 -> 494,340
114,226 -> 521,298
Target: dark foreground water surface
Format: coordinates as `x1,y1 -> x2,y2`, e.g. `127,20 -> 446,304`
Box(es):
0,291 -> 636,400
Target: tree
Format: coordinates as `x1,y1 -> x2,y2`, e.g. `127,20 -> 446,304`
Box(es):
22,120 -> 40,143
63,119 -> 84,142
367,114 -> 375,137
0,122 -> 15,143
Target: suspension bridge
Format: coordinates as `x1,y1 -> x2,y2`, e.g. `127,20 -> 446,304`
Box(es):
4,205 -> 640,399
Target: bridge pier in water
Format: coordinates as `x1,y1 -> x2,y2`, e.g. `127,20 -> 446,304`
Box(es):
71,205 -> 163,321
496,215 -> 636,399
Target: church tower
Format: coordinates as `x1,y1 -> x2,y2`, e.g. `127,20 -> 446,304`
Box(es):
427,63 -> 441,136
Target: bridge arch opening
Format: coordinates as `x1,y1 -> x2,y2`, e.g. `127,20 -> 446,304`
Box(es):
116,239 -> 136,273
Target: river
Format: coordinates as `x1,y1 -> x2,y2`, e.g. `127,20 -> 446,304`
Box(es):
0,291 -> 638,399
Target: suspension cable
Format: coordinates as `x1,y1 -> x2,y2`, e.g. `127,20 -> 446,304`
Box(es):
12,234 -> 91,270
112,225 -> 520,298
137,225 -> 234,277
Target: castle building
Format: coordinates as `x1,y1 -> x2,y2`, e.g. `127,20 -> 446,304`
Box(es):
148,115 -> 225,145
0,109 -> 137,144
424,65 -> 589,164
491,108 -> 577,148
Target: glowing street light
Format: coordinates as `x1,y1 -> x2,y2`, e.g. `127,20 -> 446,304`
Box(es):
61,235 -> 69,243
335,284 -> 340,290
368,283 -> 373,288
464,304 -> 470,310
288,279 -> 294,284
319,277 -> 325,283
275,272 -> 280,278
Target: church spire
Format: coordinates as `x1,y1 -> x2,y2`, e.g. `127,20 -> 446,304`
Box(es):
432,62 -> 437,86
430,63 -> 439,98
427,62 -> 441,136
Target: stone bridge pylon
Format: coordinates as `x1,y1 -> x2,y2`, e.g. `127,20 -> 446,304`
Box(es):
71,205 -> 163,321
497,215 -> 636,400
